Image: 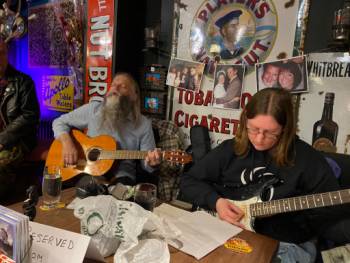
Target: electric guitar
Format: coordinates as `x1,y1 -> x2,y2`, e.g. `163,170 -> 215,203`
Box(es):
46,129 -> 192,181
204,189 -> 350,231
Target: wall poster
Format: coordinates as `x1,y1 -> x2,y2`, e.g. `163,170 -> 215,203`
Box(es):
28,0 -> 84,118
299,53 -> 350,155
84,0 -> 115,102
169,0 -> 301,147
42,75 -> 75,112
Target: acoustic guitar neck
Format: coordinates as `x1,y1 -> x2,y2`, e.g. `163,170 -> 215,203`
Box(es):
99,150 -> 150,160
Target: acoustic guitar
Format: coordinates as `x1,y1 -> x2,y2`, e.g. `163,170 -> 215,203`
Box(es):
46,129 -> 192,181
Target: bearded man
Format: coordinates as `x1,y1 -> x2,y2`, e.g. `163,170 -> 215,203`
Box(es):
52,73 -> 160,185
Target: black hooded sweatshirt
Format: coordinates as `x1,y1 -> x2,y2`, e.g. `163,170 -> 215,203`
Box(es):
180,138 -> 350,243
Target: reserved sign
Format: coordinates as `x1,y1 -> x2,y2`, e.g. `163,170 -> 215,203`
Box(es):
29,222 -> 103,263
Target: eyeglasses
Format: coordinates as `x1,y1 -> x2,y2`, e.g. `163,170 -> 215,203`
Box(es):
246,127 -> 282,140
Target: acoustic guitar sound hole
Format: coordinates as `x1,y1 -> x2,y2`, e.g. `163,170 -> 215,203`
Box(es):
87,148 -> 101,162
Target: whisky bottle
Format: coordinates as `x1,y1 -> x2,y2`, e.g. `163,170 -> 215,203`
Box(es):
312,93 -> 339,152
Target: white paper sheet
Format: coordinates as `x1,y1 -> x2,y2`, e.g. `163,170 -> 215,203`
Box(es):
154,204 -> 242,260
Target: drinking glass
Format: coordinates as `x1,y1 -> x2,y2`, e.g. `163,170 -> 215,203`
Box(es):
41,166 -> 62,210
134,183 -> 157,211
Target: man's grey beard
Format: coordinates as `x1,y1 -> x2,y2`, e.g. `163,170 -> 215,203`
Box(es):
100,94 -> 134,131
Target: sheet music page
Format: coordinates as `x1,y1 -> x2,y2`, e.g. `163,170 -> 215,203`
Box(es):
154,204 -> 242,260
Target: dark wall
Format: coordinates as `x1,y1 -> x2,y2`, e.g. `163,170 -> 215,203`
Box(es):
114,0 -> 147,79
142,0 -> 173,67
304,0 -> 345,53
113,0 -> 173,80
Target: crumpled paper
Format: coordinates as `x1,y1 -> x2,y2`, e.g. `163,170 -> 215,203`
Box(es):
73,195 -> 180,262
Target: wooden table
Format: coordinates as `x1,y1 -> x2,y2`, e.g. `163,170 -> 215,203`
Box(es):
8,188 -> 279,263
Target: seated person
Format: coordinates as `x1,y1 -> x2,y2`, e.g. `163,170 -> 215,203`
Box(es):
52,72 -> 160,185
0,40 -> 40,199
180,88 -> 350,262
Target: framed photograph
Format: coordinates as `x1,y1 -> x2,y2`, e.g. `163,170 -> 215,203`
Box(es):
212,64 -> 245,110
256,55 -> 308,94
166,58 -> 205,92
0,218 -> 16,261
144,97 -> 159,111
142,65 -> 167,91
141,92 -> 166,115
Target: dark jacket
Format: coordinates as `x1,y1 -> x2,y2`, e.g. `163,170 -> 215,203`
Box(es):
0,64 -> 40,152
180,138 -> 350,243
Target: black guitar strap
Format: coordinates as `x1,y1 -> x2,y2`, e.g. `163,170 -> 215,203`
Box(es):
214,175 -> 281,201
189,125 -> 211,163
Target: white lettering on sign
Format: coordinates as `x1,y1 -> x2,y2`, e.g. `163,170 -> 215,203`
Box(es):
89,16 -> 111,60
97,0 -> 107,11
87,15 -> 111,97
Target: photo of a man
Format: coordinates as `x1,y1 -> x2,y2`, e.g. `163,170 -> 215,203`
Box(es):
258,63 -> 281,89
256,56 -> 308,94
212,64 -> 244,110
215,10 -> 244,60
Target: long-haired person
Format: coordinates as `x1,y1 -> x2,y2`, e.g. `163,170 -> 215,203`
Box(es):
53,73 -> 161,185
181,88 -> 350,262
278,61 -> 302,91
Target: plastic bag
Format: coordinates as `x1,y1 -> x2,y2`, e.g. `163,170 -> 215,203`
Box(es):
73,195 -> 180,262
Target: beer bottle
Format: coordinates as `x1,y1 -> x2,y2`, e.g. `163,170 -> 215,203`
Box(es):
312,92 -> 338,152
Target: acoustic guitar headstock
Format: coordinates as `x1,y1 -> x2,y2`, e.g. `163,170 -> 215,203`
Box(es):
163,150 -> 192,165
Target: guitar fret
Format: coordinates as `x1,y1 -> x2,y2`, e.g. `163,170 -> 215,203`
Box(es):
282,200 -> 288,212
321,194 -> 325,206
338,191 -> 343,203
269,201 -> 273,215
272,200 -> 277,214
255,204 -> 259,216
314,194 -> 322,207
258,203 -> 262,217
251,204 -> 256,217
295,197 -> 301,210
293,198 -> 296,211
306,196 -> 313,209
287,199 -> 291,211
266,202 -> 270,215
322,193 -> 331,206
288,198 -> 292,211
329,192 -> 334,205
301,196 -> 306,210
291,198 -> 296,211
278,199 -> 282,214
248,189 -> 350,221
